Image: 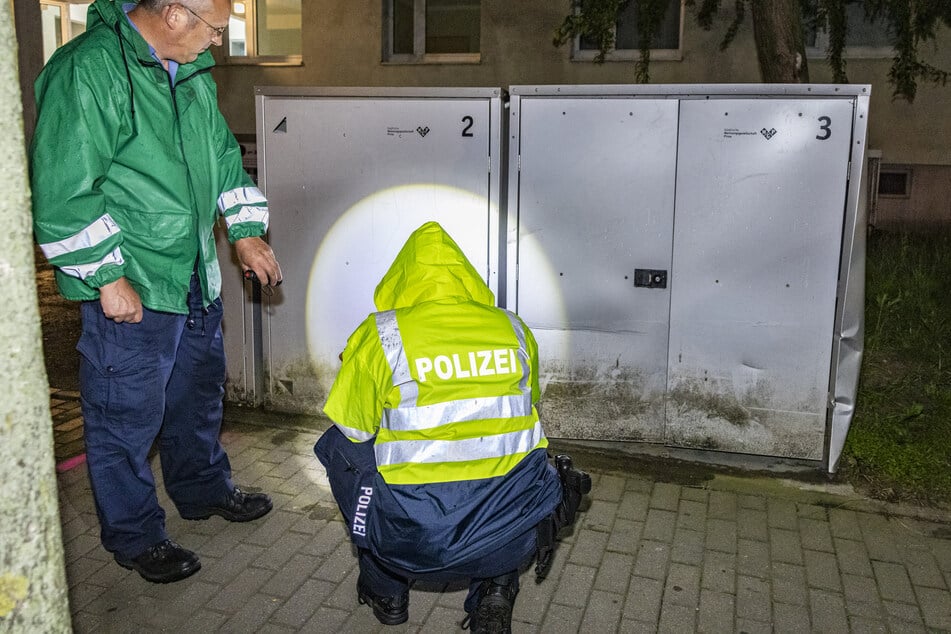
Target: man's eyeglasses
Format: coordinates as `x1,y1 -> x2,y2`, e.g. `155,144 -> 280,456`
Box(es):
179,4 -> 228,38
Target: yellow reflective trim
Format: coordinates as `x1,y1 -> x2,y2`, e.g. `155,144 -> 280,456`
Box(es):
376,416 -> 537,444
375,422 -> 543,467
382,393 -> 531,432
378,441 -> 548,485
334,422 -> 376,443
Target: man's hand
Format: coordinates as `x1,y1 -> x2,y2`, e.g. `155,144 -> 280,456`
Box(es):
235,236 -> 283,287
99,277 -> 143,323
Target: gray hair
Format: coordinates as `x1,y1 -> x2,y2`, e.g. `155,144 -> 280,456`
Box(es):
136,0 -> 214,14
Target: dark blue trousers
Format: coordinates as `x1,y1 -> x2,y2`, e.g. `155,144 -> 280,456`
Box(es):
78,272 -> 233,559
315,426 -> 535,612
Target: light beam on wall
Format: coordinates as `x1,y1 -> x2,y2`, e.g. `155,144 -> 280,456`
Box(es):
303,184 -> 566,384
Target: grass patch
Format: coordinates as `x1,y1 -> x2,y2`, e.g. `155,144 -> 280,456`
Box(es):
839,230 -> 951,508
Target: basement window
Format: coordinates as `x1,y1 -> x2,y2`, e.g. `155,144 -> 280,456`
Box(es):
877,168 -> 911,198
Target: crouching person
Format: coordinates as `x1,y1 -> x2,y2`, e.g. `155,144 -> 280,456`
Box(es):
315,222 -> 590,632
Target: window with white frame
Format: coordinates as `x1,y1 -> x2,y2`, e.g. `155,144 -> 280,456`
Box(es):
575,0 -> 683,62
805,1 -> 892,58
225,0 -> 302,64
384,0 -> 481,63
39,1 -> 89,64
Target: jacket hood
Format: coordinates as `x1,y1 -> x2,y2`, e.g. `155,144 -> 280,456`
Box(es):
87,0 -> 123,29
373,222 -> 495,311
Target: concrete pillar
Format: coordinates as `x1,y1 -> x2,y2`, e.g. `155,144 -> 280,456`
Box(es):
0,1 -> 71,632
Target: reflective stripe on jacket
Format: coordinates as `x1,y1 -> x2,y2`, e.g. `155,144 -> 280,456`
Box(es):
372,307 -> 546,485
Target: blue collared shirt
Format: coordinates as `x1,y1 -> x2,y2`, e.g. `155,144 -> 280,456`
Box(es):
123,2 -> 179,84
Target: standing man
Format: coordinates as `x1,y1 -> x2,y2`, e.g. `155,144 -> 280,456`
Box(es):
315,222 -> 590,632
30,0 -> 282,584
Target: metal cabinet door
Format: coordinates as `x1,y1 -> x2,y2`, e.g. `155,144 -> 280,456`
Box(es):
510,97 -> 679,441
667,98 -> 855,458
259,94 -> 500,413
216,223 -> 259,404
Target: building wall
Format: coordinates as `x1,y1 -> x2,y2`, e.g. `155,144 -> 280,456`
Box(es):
15,2 -> 949,223
211,2 -> 950,144
211,1 -> 761,132
874,164 -> 951,230
207,1 -> 950,225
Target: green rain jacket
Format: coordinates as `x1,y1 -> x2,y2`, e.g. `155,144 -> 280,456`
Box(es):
30,0 -> 267,313
323,221 -> 550,485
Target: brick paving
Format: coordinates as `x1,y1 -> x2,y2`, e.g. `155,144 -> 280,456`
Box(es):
57,414 -> 951,633
50,389 -> 85,463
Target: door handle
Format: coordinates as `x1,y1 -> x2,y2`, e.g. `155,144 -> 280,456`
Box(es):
634,269 -> 667,289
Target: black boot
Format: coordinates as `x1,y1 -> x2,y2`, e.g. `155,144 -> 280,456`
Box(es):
462,575 -> 518,634
357,581 -> 409,625
180,486 -> 273,522
114,539 -> 201,584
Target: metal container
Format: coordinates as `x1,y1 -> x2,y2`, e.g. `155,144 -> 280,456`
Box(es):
220,87 -> 507,413
221,83 -> 870,472
506,84 -> 870,470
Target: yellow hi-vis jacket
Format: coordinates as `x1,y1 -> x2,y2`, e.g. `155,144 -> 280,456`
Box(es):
323,221 -> 549,486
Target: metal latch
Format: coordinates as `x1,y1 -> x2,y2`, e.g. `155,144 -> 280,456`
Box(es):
634,269 -> 667,289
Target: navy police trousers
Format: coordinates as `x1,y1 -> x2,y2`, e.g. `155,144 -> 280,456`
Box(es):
78,272 -> 233,559
314,426 -> 536,611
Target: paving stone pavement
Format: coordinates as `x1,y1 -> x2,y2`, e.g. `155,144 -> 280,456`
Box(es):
49,389 -> 85,463
59,419 -> 951,633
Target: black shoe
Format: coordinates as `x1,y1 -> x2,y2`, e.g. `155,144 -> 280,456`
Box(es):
462,579 -> 517,634
357,582 -> 409,625
180,487 -> 273,522
115,539 -> 201,584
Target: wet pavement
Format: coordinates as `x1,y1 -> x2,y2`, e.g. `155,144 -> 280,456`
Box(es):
56,407 -> 951,633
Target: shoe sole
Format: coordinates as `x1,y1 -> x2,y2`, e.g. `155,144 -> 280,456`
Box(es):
358,589 -> 409,625
115,558 -> 201,584
181,500 -> 273,522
